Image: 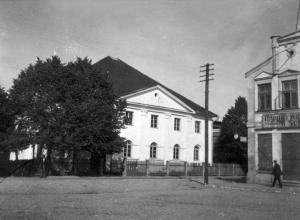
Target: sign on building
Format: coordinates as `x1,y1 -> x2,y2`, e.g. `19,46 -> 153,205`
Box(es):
262,112 -> 300,128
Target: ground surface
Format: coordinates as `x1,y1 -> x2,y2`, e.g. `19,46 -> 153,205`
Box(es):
0,176 -> 299,220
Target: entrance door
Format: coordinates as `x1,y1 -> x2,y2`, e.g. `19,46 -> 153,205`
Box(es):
282,133 -> 300,181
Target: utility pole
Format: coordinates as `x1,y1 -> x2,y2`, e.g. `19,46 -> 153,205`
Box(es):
296,0 -> 300,30
200,63 -> 214,185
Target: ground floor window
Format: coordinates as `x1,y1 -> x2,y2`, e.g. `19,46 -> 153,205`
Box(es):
150,142 -> 157,158
257,134 -> 272,171
194,145 -> 199,161
173,144 -> 180,160
124,141 -> 132,158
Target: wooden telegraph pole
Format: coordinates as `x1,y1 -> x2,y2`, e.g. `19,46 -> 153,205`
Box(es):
200,63 -> 214,185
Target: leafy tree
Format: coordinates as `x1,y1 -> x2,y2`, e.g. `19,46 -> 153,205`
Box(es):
9,56 -> 126,174
213,96 -> 248,171
0,86 -> 15,159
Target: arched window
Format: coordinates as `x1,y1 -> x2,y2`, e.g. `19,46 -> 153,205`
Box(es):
124,141 -> 132,158
173,144 -> 180,160
150,142 -> 157,159
194,145 -> 200,161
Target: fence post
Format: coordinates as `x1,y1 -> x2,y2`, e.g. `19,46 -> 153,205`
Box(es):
232,164 -> 235,176
202,162 -> 205,178
166,161 -> 169,176
184,161 -> 188,176
122,158 -> 127,177
146,160 -> 149,176
218,163 -> 221,177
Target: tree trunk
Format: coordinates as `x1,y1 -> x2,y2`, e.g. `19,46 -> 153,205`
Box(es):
99,154 -> 106,176
15,150 -> 18,161
46,147 -> 52,176
71,149 -> 77,175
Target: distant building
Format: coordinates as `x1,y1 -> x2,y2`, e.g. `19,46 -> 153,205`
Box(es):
94,56 -> 218,163
245,31 -> 300,183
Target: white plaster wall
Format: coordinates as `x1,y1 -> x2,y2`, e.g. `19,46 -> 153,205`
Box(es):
120,106 -> 213,164
9,145 -> 36,160
277,43 -> 300,71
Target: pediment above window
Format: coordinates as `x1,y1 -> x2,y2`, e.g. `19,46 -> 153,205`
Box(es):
278,69 -> 300,78
254,71 -> 273,81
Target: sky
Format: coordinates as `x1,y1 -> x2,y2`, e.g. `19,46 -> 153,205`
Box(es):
0,0 -> 299,118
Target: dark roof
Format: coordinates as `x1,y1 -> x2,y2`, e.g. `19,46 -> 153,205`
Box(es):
93,56 -> 217,118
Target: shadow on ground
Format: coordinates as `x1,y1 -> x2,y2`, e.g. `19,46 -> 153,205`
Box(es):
216,176 -> 247,183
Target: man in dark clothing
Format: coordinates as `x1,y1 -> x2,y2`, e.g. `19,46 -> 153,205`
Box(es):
272,160 -> 282,188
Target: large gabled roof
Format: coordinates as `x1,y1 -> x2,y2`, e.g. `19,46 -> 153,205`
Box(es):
93,56 -> 217,118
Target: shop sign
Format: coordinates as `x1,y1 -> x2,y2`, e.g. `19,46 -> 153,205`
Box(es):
262,112 -> 300,128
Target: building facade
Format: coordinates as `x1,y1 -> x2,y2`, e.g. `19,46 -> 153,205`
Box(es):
245,31 -> 300,183
95,57 -> 217,164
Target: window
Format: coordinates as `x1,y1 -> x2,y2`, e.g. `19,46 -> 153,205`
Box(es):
150,142 -> 157,159
282,80 -> 298,109
194,145 -> 200,161
258,83 -> 271,110
173,144 -> 179,160
258,134 -> 272,171
195,121 -> 200,133
124,141 -> 132,158
151,115 -> 158,128
174,118 -> 181,131
125,111 -> 133,125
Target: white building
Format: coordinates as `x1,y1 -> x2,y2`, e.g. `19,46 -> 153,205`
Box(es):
245,31 -> 300,183
94,56 -> 217,163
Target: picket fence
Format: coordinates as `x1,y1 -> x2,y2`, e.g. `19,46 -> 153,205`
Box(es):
124,160 -> 245,177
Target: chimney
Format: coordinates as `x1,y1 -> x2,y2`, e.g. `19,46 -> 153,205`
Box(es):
270,36 -> 280,75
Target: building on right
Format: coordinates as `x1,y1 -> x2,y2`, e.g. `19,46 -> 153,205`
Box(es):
245,30 -> 300,184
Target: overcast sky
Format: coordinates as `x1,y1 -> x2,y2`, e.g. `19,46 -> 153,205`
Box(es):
0,0 -> 299,118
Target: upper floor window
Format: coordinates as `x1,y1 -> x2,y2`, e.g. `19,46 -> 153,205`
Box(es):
124,141 -> 132,158
151,114 -> 158,128
150,142 -> 157,159
194,145 -> 200,161
258,83 -> 271,111
173,144 -> 180,160
195,121 -> 200,133
125,111 -> 133,125
281,80 -> 298,109
174,118 -> 181,131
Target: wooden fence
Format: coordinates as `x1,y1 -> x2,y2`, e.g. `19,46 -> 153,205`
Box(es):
125,160 -> 245,177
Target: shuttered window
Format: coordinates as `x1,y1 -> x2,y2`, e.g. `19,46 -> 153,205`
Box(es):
258,134 -> 272,171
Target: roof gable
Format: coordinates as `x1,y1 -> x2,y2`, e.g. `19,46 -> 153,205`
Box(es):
93,56 -> 217,118
124,85 -> 194,113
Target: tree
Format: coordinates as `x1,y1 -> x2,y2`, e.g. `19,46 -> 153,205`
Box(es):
0,86 -> 15,159
213,96 -> 247,171
9,56 -> 126,174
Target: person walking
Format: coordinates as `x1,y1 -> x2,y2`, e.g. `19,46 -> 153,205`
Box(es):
272,160 -> 282,188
